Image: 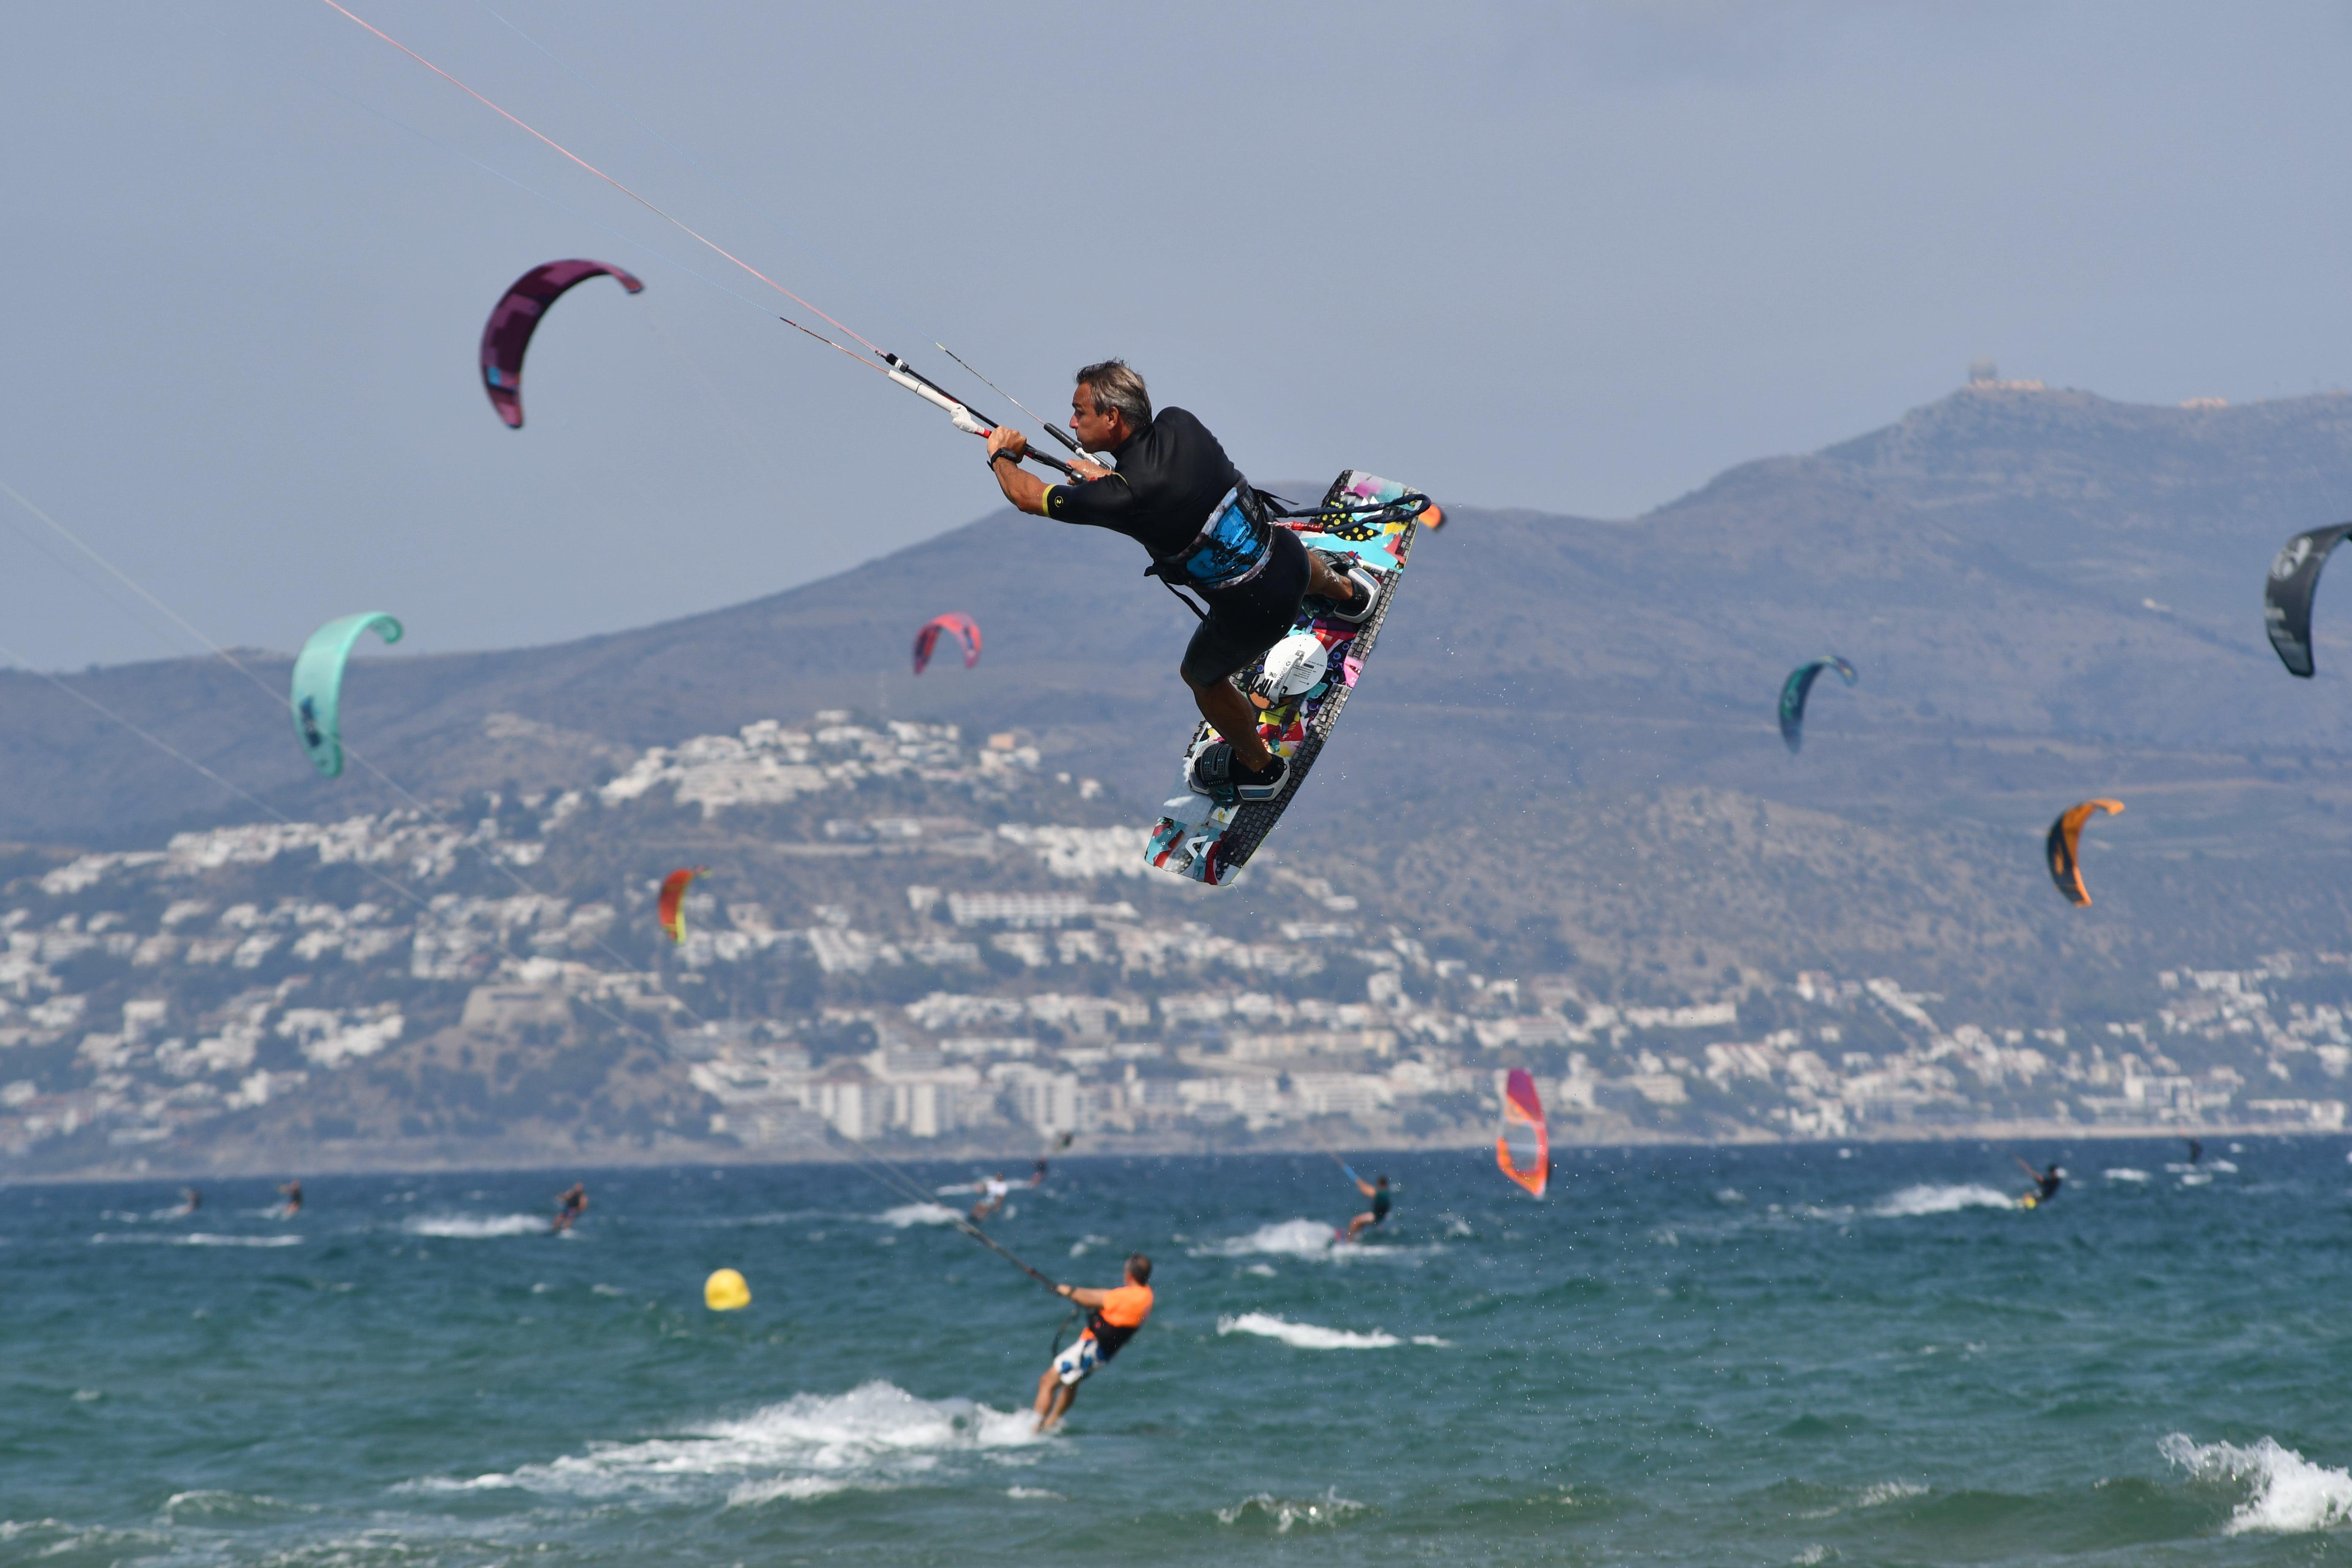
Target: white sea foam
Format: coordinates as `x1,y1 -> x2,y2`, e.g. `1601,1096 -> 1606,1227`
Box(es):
1217,1312 -> 1401,1350
1191,1217 -> 1432,1262
402,1214 -> 544,1239
1006,1486 -> 1064,1500
1856,1480 -> 1927,1508
1195,1219 -> 1337,1258
2180,1172 -> 2214,1187
2104,1168 -> 2151,1182
2161,1433 -> 2352,1533
727,1475 -> 863,1504
877,1203 -> 962,1228
408,1381 -> 1038,1506
1870,1184 -> 2015,1217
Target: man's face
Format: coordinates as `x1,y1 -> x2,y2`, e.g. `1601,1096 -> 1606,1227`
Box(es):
1070,384 -> 1123,449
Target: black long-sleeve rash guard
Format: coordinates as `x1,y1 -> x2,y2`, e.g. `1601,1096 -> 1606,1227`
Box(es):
1040,407 -> 1242,561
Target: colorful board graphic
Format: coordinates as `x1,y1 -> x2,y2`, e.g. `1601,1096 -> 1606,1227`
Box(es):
1145,471 -> 1425,885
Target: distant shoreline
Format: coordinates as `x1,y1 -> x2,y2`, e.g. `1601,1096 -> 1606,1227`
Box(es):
7,1119 -> 2338,1187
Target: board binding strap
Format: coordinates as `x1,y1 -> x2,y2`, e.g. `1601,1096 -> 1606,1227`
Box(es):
1145,471 -> 1431,886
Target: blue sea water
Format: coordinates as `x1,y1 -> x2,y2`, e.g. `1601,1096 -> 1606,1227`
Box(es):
5,1138 -> 2352,1566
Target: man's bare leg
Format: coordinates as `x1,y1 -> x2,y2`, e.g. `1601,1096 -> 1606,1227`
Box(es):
1033,1368 -> 1060,1426
1038,1383 -> 1078,1432
1185,675 -> 1275,771
1303,551 -> 1359,605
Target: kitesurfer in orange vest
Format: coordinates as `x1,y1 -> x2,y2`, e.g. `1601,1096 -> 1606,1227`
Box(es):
1033,1253 -> 1154,1432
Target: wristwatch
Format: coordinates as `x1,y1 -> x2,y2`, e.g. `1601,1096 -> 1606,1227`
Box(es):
989,449 -> 1020,468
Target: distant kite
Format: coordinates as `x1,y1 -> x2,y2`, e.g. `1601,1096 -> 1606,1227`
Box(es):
2046,799 -> 2124,907
912,613 -> 982,675
289,612 -> 402,779
2263,523 -> 2352,678
1778,656 -> 1858,753
657,867 -> 708,944
479,260 -> 644,428
1496,1068 -> 1549,1198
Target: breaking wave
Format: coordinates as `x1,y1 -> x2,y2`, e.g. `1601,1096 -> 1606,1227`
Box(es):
2162,1433 -> 2352,1533
876,1203 -> 962,1228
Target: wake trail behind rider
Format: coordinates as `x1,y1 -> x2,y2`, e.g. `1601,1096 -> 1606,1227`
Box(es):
984,362 -> 1378,805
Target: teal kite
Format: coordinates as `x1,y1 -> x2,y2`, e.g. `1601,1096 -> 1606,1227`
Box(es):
1778,656 -> 1858,753
290,613 -> 402,778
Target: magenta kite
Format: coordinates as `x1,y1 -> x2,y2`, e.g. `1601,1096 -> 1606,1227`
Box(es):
479,259 -> 644,428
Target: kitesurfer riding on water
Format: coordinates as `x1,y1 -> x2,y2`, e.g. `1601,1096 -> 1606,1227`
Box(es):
2015,1156 -> 2063,1206
984,362 -> 1377,803
1344,1172 -> 1392,1243
1033,1253 -> 1154,1432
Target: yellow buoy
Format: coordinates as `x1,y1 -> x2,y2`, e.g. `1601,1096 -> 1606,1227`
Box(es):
704,1268 -> 751,1311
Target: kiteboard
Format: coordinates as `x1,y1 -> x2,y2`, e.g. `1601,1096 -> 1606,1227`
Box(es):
1145,471 -> 1428,885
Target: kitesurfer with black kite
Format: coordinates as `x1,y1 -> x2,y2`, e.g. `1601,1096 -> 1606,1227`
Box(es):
1033,1253 -> 1154,1432
983,362 -> 1377,804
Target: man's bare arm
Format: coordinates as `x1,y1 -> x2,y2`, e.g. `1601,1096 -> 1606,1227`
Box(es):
1056,1283 -> 1111,1308
985,428 -> 1050,515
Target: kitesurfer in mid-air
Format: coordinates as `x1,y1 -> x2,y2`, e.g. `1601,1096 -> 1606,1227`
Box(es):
1034,1253 -> 1154,1432
2014,1156 -> 2063,1206
1343,1172 -> 1392,1243
983,362 -> 1379,804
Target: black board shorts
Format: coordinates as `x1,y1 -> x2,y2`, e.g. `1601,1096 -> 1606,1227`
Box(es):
1180,527 -> 1309,687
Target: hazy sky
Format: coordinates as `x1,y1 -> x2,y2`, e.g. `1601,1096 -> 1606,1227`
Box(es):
5,1 -> 2352,670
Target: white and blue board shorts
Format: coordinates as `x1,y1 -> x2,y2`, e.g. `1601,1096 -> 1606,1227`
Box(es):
1051,1335 -> 1101,1386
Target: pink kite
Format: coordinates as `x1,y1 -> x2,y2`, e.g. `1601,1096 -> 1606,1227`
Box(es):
912,613 -> 982,675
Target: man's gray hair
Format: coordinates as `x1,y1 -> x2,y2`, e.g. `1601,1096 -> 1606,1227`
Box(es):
1075,359 -> 1151,431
